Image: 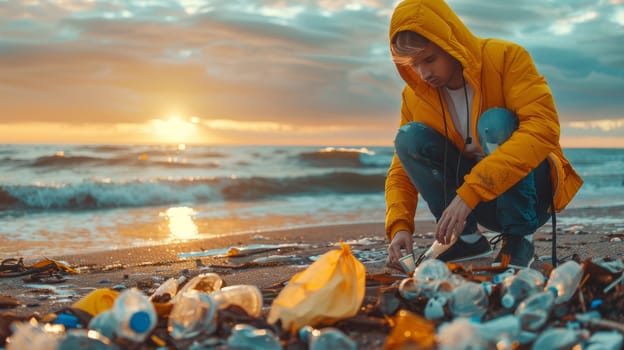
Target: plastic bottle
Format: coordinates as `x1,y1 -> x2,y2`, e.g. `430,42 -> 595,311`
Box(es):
150,277 -> 178,302
448,281 -> 489,320
500,268 -> 544,309
57,329 -> 120,350
227,324 -> 283,350
514,290 -> 555,331
585,331 -> 624,350
168,284 -> 264,340
6,319 -> 63,350
173,272 -> 224,303
88,288 -> 157,343
544,260 -> 584,304
88,310 -> 117,340
299,325 -> 357,350
437,315 -> 523,350
398,277 -> 423,300
211,285 -> 264,318
412,259 -> 451,298
531,327 -> 589,350
436,318 -> 486,350
168,290 -> 213,339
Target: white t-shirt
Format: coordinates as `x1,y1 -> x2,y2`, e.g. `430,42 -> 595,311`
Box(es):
444,84 -> 484,159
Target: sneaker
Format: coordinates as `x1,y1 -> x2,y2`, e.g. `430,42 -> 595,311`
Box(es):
435,236 -> 493,262
491,235 -> 535,268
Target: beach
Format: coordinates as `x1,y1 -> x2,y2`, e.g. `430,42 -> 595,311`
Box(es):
2,144 -> 624,348
2,210 -> 623,349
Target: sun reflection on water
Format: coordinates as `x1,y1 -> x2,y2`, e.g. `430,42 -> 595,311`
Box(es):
162,206 -> 198,240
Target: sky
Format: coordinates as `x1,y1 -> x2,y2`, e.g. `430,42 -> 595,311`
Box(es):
1,0 -> 623,147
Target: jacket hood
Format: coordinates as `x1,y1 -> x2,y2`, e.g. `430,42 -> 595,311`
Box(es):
389,0 -> 483,91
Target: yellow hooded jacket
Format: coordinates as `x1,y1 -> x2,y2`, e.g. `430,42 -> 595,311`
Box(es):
385,0 -> 583,240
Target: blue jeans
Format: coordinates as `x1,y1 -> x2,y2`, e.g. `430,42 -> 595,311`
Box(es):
394,108 -> 552,237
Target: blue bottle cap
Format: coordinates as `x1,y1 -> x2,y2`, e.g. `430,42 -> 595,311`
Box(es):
54,313 -> 78,328
547,286 -> 559,297
590,299 -> 603,309
129,311 -> 151,333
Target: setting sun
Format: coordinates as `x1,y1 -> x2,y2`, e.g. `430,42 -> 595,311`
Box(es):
151,116 -> 199,143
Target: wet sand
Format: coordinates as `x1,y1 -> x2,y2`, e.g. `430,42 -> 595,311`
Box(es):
1,214 -> 623,348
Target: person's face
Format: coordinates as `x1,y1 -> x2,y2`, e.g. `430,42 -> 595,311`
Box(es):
409,42 -> 463,89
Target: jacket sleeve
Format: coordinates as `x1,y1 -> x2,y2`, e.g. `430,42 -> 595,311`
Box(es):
385,88 -> 419,241
457,44 -> 560,208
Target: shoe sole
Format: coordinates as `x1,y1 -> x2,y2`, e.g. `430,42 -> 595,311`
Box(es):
492,256 -> 536,269
446,249 -> 494,263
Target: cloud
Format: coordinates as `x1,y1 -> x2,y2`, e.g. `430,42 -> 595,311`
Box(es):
0,0 -> 623,145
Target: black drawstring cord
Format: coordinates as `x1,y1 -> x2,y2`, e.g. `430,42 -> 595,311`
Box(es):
437,89 -> 449,209
551,193 -> 558,267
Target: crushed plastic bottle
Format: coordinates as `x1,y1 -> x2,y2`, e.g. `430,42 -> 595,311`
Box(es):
544,260 -> 584,304
173,272 -> 223,303
436,318 -> 487,350
168,284 -> 264,340
88,310 -> 117,340
500,268 -> 544,309
89,288 -> 157,343
530,327 -> 589,350
227,324 -> 283,350
168,290 -> 214,339
6,319 -> 64,350
448,281 -> 489,320
412,259 -> 451,298
398,277 -> 423,300
299,325 -> 357,350
437,315 -> 524,350
57,329 -> 120,350
585,331 -> 624,350
514,290 -> 555,331
150,277 -> 178,302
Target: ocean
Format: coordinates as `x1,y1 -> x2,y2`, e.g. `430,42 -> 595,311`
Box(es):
1,145 -> 623,259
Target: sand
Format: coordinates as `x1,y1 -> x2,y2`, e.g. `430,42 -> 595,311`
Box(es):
1,215 -> 623,348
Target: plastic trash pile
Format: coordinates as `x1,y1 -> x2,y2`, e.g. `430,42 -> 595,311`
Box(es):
1,244 -> 624,350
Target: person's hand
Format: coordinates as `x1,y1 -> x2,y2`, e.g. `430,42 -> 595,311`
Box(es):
386,230 -> 414,271
436,195 -> 471,244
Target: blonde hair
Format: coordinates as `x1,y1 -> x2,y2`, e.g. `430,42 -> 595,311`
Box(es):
391,30 -> 430,66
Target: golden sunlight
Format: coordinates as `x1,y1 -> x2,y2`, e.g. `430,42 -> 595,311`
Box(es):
151,116 -> 198,143
162,206 -> 198,240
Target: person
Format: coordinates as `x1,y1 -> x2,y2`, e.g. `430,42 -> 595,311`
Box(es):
384,0 -> 583,269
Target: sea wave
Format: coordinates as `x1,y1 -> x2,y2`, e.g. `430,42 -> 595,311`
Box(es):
297,147 -> 390,168
0,172 -> 386,212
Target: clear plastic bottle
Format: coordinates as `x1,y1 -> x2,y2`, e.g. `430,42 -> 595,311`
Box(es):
474,314 -> 521,349
514,290 -> 555,331
108,288 -> 157,343
168,284 -> 264,340
412,259 -> 451,298
398,277 -> 423,300
500,268 -> 544,309
57,329 -> 120,350
6,319 -> 63,350
448,281 -> 489,320
88,310 -> 117,340
531,327 -> 589,350
211,285 -> 264,318
227,324 -> 283,350
298,325 -> 357,350
544,260 -> 584,304
149,277 -> 178,302
168,290 -> 214,339
173,272 -> 223,303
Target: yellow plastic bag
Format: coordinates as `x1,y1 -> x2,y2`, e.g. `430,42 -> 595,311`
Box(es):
267,242 -> 365,330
